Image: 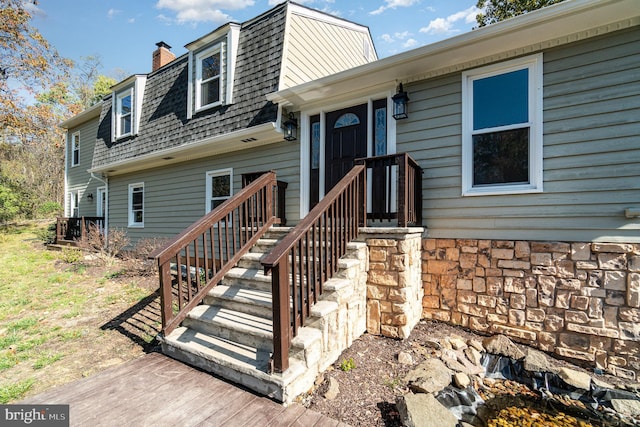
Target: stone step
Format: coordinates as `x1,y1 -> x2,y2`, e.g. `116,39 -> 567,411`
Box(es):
222,267 -> 272,290
161,326 -> 307,402
237,251 -> 267,270
183,305 -> 273,351
205,284 -> 273,319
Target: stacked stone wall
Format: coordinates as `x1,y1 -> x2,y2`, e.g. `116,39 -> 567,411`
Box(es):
422,238 -> 640,379
363,229 -> 424,339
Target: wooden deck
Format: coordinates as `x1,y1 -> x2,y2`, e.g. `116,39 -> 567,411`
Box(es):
21,352 -> 348,427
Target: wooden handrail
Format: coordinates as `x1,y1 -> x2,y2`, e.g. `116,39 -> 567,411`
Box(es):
152,172 -> 279,336
262,165 -> 366,373
55,216 -> 105,243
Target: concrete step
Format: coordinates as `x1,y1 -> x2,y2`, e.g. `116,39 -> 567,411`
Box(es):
237,251 -> 266,270
161,326 -> 307,402
204,284 -> 273,319
183,305 -> 273,351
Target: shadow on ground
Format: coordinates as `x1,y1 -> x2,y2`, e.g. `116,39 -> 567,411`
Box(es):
100,289 -> 162,352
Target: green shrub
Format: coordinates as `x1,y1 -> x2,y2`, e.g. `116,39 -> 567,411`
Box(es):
37,202 -> 63,217
59,247 -> 83,264
35,222 -> 57,244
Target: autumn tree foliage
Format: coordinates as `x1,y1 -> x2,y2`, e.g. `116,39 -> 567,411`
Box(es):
476,0 -> 565,27
0,1 -> 116,222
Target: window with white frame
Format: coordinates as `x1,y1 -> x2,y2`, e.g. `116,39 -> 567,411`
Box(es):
195,45 -> 222,111
205,169 -> 232,213
128,183 -> 144,227
115,88 -> 133,138
69,191 -> 79,218
462,54 -> 543,196
71,132 -> 80,166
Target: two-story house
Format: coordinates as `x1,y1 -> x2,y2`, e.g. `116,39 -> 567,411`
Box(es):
61,0 -> 639,403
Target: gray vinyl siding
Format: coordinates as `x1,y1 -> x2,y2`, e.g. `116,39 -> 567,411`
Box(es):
66,117 -> 103,217
398,28 -> 640,243
107,141 -> 300,243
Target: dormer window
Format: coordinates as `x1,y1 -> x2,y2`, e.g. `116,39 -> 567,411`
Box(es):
186,23 -> 240,119
116,88 -> 133,138
111,74 -> 147,142
196,46 -> 222,110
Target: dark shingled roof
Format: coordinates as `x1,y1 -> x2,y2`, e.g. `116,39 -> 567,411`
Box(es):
92,3 -> 286,169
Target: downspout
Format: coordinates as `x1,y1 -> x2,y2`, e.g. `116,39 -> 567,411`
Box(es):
91,172 -> 108,243
63,132 -> 69,217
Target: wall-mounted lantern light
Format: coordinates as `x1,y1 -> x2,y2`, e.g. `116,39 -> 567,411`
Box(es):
87,193 -> 94,202
283,112 -> 298,141
392,83 -> 409,120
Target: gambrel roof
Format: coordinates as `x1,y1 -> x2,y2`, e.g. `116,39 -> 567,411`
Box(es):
92,3 -> 287,171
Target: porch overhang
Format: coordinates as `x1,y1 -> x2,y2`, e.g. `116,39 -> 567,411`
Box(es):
89,122 -> 283,176
267,0 -> 639,109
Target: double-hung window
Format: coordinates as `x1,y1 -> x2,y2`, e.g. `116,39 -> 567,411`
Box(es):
116,88 -> 133,138
128,183 -> 144,227
462,54 -> 543,195
71,132 -> 80,166
205,169 -> 232,213
196,46 -> 222,111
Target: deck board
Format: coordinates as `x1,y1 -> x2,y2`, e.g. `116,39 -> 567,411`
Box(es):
21,352 -> 344,427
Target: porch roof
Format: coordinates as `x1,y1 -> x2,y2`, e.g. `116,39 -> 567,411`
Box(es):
267,0 -> 639,109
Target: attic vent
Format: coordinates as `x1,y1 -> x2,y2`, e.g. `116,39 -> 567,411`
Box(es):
241,137 -> 258,143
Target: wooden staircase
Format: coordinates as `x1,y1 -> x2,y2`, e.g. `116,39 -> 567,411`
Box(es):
159,227 -> 368,403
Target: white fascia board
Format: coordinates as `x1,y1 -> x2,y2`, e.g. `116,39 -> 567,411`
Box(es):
59,103 -> 101,129
268,0 -> 639,108
89,122 -> 281,176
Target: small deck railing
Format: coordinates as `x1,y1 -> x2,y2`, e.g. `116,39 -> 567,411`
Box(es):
151,172 -> 280,336
261,165 -> 367,373
356,153 -> 422,227
55,216 -> 105,243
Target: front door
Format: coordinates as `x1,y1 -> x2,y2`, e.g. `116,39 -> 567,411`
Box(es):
324,104 -> 368,193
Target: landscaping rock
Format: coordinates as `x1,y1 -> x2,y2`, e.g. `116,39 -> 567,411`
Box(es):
468,339 -> 484,353
611,399 -> 640,417
523,348 -> 550,373
398,351 -> 413,365
396,393 -> 458,427
464,346 -> 483,367
483,334 -> 525,360
558,367 -> 591,390
454,372 -> 471,389
324,377 -> 339,400
405,358 -> 451,394
449,335 -> 467,350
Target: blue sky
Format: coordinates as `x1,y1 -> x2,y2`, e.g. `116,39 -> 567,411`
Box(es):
31,0 -> 481,78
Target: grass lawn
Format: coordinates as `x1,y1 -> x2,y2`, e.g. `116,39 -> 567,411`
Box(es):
0,222 -> 160,403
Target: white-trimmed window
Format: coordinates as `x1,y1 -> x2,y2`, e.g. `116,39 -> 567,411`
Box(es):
69,191 -> 79,218
462,54 -> 543,196
205,169 -> 232,213
71,132 -> 80,166
115,88 -> 133,138
128,183 -> 144,227
195,45 -> 222,111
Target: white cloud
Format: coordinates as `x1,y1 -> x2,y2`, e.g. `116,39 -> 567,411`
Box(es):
402,38 -> 418,48
419,5 -> 479,35
370,0 -> 419,16
381,34 -> 394,43
128,18 -> 136,24
107,8 -> 122,19
394,31 -> 411,40
156,0 -> 255,24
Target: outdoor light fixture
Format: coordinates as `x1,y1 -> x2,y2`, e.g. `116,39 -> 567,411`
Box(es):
87,193 -> 94,201
283,112 -> 298,141
392,83 -> 409,120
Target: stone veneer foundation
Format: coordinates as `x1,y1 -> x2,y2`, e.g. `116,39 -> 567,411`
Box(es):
421,238 -> 640,380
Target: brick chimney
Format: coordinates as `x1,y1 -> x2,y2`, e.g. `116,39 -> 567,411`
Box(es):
152,41 -> 175,71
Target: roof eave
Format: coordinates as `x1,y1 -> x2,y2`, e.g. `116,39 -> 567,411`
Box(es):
59,103 -> 102,129
89,122 -> 283,176
268,0 -> 640,108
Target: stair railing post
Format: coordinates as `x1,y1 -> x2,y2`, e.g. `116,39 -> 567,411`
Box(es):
271,261 -> 290,373
159,261 -> 175,335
